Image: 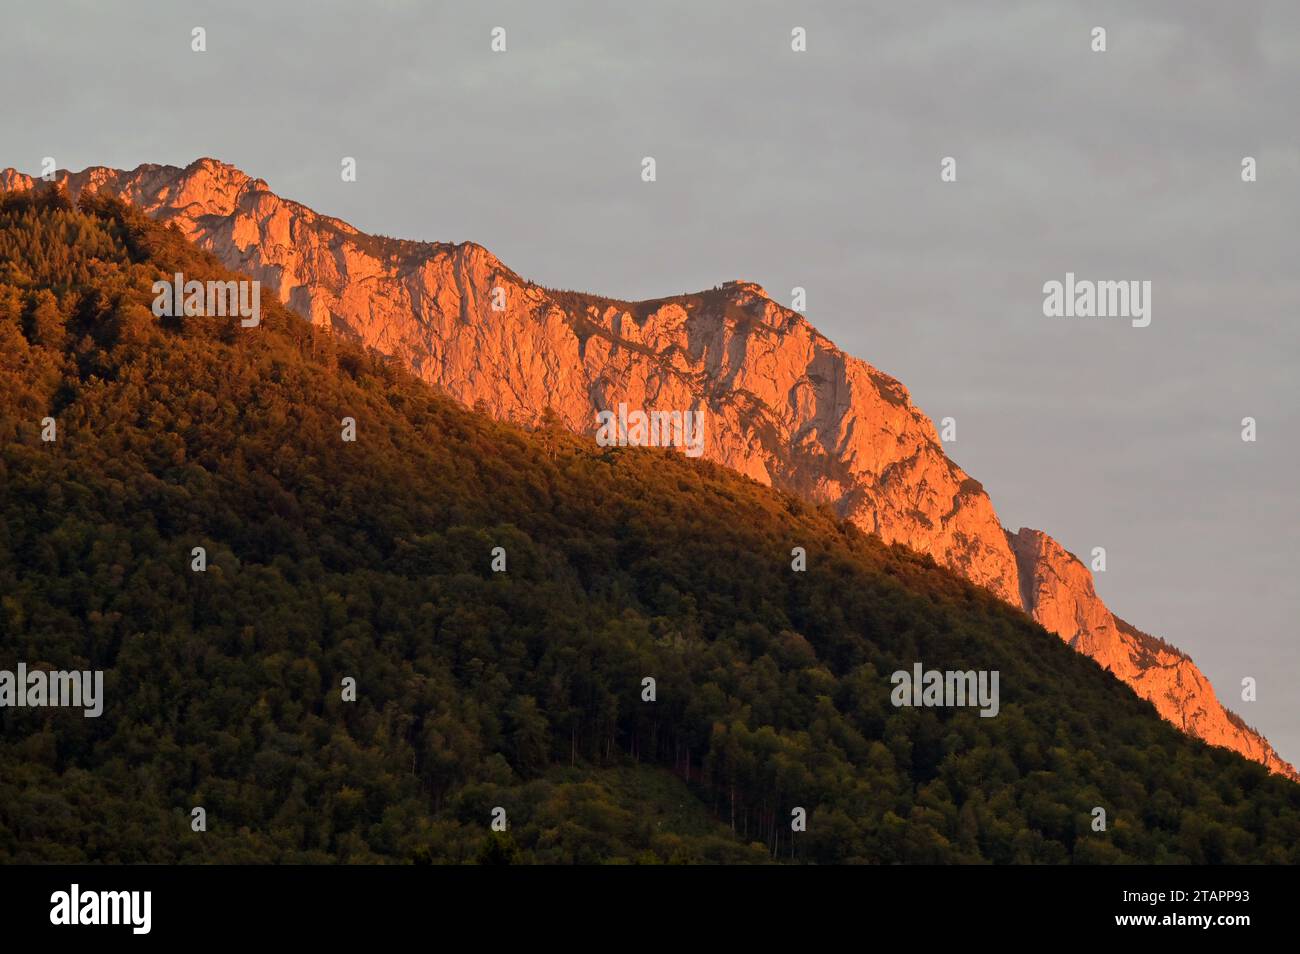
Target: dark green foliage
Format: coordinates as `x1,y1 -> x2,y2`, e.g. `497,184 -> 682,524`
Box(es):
1,195 -> 1298,864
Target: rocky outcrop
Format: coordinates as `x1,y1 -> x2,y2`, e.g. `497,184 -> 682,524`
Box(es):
1007,529 -> 1291,775
5,159 -> 1290,779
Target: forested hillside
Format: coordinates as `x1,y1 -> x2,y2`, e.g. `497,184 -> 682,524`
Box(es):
1,188 -> 1298,863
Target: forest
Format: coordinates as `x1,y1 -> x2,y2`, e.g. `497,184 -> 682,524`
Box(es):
1,186 -> 1298,863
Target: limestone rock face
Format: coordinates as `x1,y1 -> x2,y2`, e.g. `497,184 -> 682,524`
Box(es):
1007,529 -> 1294,777
6,159 -> 1291,779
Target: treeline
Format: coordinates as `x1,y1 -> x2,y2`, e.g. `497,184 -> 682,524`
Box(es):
1,191 -> 1298,863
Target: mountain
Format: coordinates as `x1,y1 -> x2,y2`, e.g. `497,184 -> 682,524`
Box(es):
1,159 -> 1291,780
3,189 -> 1299,863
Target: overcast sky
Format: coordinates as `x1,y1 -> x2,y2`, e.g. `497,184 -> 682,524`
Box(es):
4,0 -> 1297,763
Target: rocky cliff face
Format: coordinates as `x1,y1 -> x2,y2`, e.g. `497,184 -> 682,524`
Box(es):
5,158 -> 1291,778
1007,529 -> 1288,771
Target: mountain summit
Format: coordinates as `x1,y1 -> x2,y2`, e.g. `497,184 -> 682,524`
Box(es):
3,158 -> 1289,779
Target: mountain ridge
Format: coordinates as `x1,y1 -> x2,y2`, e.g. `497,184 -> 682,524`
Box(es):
4,190 -> 1300,863
3,158 -> 1290,779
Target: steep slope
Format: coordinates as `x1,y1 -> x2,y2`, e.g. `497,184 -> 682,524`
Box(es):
1,159 -> 1290,779
4,192 -> 1300,863
1007,529 -> 1285,769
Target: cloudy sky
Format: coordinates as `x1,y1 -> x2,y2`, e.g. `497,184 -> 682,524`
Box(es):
4,0 -> 1297,762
